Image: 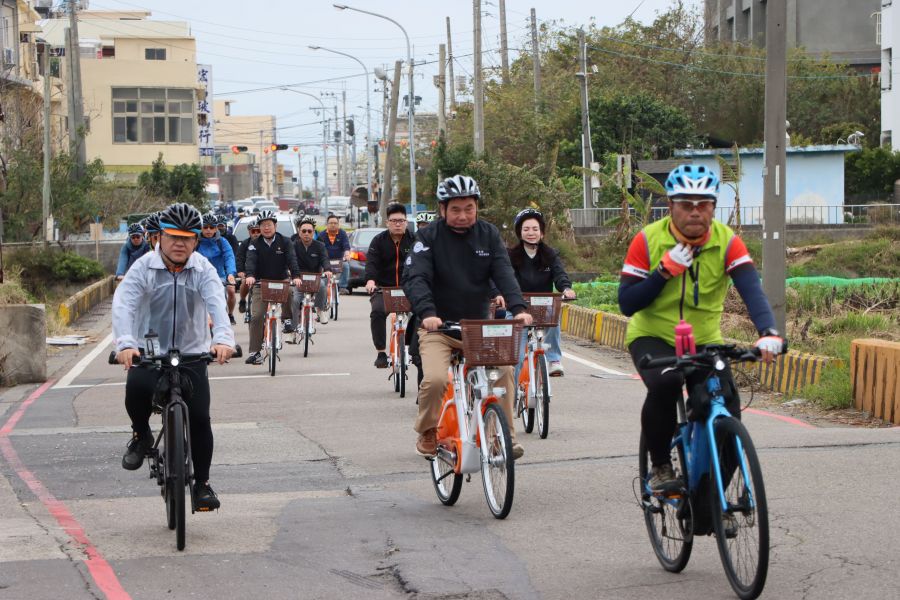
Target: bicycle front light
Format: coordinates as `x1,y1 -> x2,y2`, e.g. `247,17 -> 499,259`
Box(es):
487,369 -> 501,382
170,353 -> 181,367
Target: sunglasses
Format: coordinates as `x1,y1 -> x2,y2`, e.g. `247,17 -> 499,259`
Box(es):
202,224 -> 217,229
300,228 -> 315,233
672,199 -> 715,210
161,232 -> 197,244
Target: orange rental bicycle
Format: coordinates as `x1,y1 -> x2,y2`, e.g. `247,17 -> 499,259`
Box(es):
515,293 -> 563,439
256,279 -> 291,376
382,287 -> 412,398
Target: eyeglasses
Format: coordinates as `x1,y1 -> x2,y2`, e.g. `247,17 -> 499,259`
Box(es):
130,234 -> 143,239
250,228 -> 261,233
387,218 -> 407,224
202,224 -> 216,229
300,228 -> 315,233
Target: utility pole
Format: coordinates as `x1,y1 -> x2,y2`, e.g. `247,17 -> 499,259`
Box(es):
68,0 -> 86,175
271,126 -> 277,198
499,0 -> 510,84
577,28 -> 593,209
446,17 -> 456,113
42,46 -> 52,244
257,129 -> 264,195
313,155 -> 320,204
349,113 -> 358,198
473,0 -> 485,154
341,88 -> 349,194
296,151 -> 303,201
381,60 -> 402,223
437,44 -> 447,139
531,8 -> 542,114
762,0 -> 788,332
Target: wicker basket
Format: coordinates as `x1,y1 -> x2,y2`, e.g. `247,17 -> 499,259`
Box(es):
328,259 -> 343,275
296,273 -> 321,294
524,293 -> 563,327
460,319 -> 523,366
260,280 -> 291,304
382,287 -> 412,313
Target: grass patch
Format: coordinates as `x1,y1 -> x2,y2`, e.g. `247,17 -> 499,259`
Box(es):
799,364 -> 853,409
0,266 -> 32,305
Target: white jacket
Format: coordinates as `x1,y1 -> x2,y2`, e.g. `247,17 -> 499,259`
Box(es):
112,248 -> 235,354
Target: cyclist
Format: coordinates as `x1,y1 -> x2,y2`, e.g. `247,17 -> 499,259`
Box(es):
217,214 -> 240,256
236,220 -> 262,322
507,208 -> 576,377
198,213 -> 238,324
404,174 -> 533,460
414,211 -> 436,229
116,223 -> 150,280
142,212 -> 162,250
112,202 -> 235,511
365,202 -> 415,369
290,215 -> 331,328
243,210 -> 302,365
618,164 -> 784,493
317,214 -> 351,294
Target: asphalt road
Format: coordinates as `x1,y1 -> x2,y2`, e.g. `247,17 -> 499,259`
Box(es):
1,294 -> 898,600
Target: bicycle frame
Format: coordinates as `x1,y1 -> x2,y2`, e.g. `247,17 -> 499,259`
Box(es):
389,311 -> 409,365
517,326 -> 551,410
262,300 -> 282,355
150,373 -> 194,505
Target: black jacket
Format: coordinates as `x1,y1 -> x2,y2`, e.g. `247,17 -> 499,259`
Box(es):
364,229 -> 414,287
236,237 -> 253,274
508,242 -> 572,293
403,219 -> 526,322
245,233 -> 300,280
223,232 -> 239,256
292,238 -> 329,273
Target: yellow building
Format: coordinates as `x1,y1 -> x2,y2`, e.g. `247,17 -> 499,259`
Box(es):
213,100 -> 278,198
39,10 -> 200,181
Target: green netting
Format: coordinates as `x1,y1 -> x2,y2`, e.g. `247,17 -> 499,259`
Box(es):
786,277 -> 899,287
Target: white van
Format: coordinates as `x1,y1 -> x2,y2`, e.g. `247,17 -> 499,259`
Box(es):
322,195 -> 351,222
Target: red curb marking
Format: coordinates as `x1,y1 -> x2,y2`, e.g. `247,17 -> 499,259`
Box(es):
744,407 -> 816,429
0,381 -> 132,600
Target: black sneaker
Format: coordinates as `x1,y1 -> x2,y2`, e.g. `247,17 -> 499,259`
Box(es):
193,481 -> 220,511
245,351 -> 264,365
648,463 -> 681,494
283,319 -> 294,334
122,429 -> 153,470
238,298 -> 247,313
229,313 -> 237,325
374,352 -> 389,368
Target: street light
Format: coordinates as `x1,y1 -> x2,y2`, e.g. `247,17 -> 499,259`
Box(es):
333,3 -> 417,225
280,87 -> 331,216
309,45 -> 374,223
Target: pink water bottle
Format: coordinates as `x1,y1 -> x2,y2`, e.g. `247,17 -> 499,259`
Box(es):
674,319 -> 696,357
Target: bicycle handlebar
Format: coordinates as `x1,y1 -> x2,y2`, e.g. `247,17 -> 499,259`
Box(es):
638,342 -> 788,371
108,346 -> 242,366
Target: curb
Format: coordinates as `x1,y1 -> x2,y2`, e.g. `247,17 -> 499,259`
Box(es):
58,276 -> 116,327
559,304 -> 841,396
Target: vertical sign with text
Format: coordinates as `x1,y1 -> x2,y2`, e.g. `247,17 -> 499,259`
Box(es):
197,64 -> 214,158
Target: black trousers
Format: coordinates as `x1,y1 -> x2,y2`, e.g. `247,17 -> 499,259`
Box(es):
125,361 -> 214,483
370,293 -> 416,351
629,336 -> 741,468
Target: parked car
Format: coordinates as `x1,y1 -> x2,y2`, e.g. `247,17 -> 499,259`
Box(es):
251,201 -> 278,215
346,227 -> 385,293
323,195 -> 352,222
232,213 -> 295,242
233,199 -> 254,215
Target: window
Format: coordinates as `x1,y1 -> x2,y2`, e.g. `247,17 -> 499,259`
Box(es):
112,87 -> 194,144
144,48 -> 166,60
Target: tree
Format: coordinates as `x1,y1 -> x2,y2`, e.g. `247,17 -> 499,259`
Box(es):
138,154 -> 207,205
137,154 -> 169,197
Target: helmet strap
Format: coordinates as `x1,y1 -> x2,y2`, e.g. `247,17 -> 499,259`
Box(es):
668,219 -> 710,247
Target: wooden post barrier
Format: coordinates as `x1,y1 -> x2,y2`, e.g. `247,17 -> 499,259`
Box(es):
851,339 -> 900,424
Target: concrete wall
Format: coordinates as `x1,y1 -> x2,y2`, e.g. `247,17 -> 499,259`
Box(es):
0,304 -> 46,385
58,275 -> 116,327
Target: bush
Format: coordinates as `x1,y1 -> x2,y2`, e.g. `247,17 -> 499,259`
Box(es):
9,248 -> 105,286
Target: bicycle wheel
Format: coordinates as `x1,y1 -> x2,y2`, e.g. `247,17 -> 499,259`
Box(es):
167,405 -> 186,551
391,328 -> 400,393
333,287 -> 340,321
520,374 -> 535,433
480,402 -> 515,519
638,432 -> 693,573
268,319 -> 277,377
430,451 -> 462,505
303,306 -> 311,358
399,338 -> 407,398
710,417 -> 769,600
535,355 -> 550,439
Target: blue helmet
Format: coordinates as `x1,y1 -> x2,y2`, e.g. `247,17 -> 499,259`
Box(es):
664,164 -> 720,199
127,223 -> 145,236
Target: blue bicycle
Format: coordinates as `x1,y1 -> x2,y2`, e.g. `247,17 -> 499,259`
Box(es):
636,344 -> 777,600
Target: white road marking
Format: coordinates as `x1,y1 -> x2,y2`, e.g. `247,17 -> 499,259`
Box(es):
53,372 -> 352,390
562,351 -> 629,376
53,332 -> 114,389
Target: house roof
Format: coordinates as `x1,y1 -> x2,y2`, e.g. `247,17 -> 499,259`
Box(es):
675,144 -> 861,158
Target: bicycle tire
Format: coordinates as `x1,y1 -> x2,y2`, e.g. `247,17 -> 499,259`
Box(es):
536,355 -> 550,439
710,417 -> 769,600
333,287 -> 340,321
480,402 -> 515,519
169,405 -> 186,551
430,451 -> 462,505
520,378 -> 535,433
303,306 -> 311,358
268,319 -> 277,377
399,338 -> 407,398
164,446 -> 175,530
638,432 -> 693,573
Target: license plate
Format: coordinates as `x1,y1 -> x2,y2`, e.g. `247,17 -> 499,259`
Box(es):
530,296 -> 553,306
390,289 -> 405,297
482,324 -> 513,338
302,275 -> 317,281
268,282 -> 284,290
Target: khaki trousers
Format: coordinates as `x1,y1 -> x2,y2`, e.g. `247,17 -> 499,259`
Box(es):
415,329 -> 517,442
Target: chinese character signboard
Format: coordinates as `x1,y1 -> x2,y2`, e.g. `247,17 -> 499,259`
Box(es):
197,64 -> 214,158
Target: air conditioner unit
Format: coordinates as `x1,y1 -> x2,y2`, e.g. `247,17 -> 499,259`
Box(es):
3,48 -> 14,66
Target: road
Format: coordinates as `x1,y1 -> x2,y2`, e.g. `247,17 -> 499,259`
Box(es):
1,295 -> 899,600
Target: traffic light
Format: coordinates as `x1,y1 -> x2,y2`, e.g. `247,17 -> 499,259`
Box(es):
270,143 -> 288,151
231,145 -> 248,154
346,118 -> 355,138
292,146 -> 300,152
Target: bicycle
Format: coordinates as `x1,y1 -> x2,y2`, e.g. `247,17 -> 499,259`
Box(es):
430,320 -> 522,519
255,280 -> 292,376
379,287 -> 412,398
635,344 -> 781,600
291,272 -> 322,358
515,293 -> 563,439
108,334 -> 241,551
326,259 -> 342,321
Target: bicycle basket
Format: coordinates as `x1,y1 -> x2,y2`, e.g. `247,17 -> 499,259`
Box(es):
382,287 -> 411,313
297,272 -> 321,294
260,280 -> 291,304
524,293 -> 562,327
460,319 -> 524,366
329,260 -> 343,275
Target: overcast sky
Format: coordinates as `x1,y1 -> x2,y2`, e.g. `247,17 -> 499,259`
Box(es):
88,0 -> 699,172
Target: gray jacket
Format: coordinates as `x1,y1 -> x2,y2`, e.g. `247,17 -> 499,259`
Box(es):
112,248 -> 235,354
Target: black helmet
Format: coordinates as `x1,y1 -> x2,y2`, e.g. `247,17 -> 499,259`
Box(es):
216,214 -> 229,226
127,223 -> 145,236
436,174 -> 480,203
143,212 -> 162,233
256,210 -> 277,226
201,212 -> 218,227
514,208 -> 545,238
159,202 -> 202,235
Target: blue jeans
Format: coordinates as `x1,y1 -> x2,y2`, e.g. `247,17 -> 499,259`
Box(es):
510,316 -> 562,382
339,261 -> 349,289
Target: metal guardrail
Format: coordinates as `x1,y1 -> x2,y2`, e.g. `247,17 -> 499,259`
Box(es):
570,204 -> 900,228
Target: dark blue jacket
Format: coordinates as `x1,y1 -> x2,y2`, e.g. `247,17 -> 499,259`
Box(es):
197,234 -> 237,279
317,228 -> 351,260
116,239 -> 150,276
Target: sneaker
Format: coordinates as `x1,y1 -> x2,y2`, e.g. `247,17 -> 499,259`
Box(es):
339,288 -> 350,295
416,428 -> 437,457
243,311 -> 251,324
229,313 -> 236,325
318,309 -> 329,324
648,463 -> 681,494
374,352 -> 389,368
512,442 -> 525,460
283,319 -> 294,334
722,512 -> 739,539
548,361 -> 564,377
122,429 -> 153,470
245,351 -> 264,365
193,481 -> 221,511
238,298 -> 247,313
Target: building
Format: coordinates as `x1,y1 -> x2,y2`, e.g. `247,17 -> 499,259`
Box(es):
212,100 -> 278,199
881,0 -> 900,149
705,0 -> 880,67
39,9 -> 200,182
